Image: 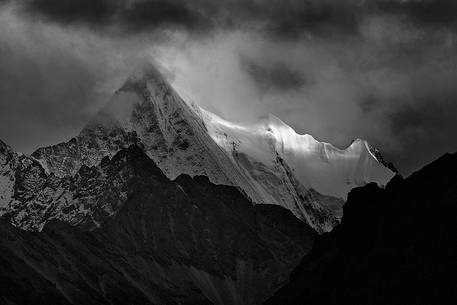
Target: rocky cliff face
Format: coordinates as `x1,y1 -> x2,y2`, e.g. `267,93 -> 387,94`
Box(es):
0,145 -> 315,305
265,152 -> 457,305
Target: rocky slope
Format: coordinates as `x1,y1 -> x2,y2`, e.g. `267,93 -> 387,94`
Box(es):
0,145 -> 315,305
28,65 -> 394,232
265,152 -> 457,305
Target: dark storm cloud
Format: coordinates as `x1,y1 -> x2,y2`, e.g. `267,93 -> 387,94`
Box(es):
11,0 -> 212,35
15,0 -> 364,38
119,0 -> 209,32
26,0 -> 117,26
13,0 -> 457,38
378,0 -> 457,30
0,1 -> 431,38
22,0 -> 211,33
242,59 -> 305,92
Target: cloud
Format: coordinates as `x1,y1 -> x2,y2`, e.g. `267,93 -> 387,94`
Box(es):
25,0 -> 117,26
241,58 -> 306,92
9,0 -> 457,39
378,0 -> 457,30
0,0 -> 456,176
22,0 -> 212,34
0,7 -> 153,152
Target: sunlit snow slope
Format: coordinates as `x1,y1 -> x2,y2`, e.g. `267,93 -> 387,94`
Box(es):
204,111 -> 393,200
200,109 -> 394,224
27,65 -> 394,232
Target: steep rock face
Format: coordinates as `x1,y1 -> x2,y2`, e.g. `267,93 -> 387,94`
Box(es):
0,140 -> 18,213
30,66 -> 394,232
8,150 -> 134,231
1,145 -> 315,305
1,139 -> 141,231
265,152 -> 457,305
0,140 -> 56,220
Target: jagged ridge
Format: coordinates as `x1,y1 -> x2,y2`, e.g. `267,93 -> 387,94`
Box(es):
0,145 -> 315,305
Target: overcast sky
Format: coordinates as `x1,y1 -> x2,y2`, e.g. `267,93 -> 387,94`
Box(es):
1,0 -> 457,176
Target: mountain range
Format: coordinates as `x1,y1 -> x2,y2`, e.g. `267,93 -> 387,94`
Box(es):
1,65 -> 453,305
1,65 -> 394,233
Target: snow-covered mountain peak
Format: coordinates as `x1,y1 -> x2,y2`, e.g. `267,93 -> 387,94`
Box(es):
27,65 -> 395,232
262,116 -> 375,165
87,65 -> 174,132
202,109 -> 394,199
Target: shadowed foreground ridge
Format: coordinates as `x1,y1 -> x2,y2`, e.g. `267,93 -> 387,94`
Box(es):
265,152 -> 457,305
0,145 -> 315,305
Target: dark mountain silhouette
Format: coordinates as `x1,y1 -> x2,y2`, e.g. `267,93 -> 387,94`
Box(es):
0,145 -> 315,305
265,152 -> 457,305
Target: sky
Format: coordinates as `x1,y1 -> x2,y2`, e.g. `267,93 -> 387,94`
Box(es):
0,0 -> 457,176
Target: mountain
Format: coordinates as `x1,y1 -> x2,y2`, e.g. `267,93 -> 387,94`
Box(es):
0,63 -> 431,305
0,145 -> 315,305
27,65 -> 394,232
265,152 -> 457,305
